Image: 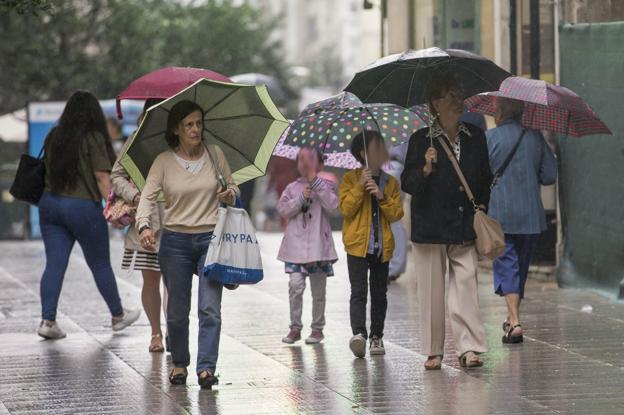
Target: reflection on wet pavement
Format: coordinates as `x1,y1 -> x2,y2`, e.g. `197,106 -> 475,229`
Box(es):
0,234 -> 623,414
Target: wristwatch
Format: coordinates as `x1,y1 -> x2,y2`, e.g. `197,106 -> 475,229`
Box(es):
138,225 -> 151,235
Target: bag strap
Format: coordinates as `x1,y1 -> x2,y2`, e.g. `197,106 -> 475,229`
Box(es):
490,129 -> 527,189
203,144 -> 227,191
434,135 -> 479,210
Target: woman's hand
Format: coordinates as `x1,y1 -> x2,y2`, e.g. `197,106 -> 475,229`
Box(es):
217,188 -> 236,206
132,193 -> 141,207
423,147 -> 438,177
139,228 -> 157,251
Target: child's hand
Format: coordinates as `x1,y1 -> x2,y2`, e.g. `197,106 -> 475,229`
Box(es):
303,186 -> 312,199
360,169 -> 372,187
365,180 -> 385,201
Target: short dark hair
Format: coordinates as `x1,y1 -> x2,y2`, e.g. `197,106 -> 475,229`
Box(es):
495,97 -> 524,122
350,130 -> 384,165
165,100 -> 204,148
424,71 -> 462,118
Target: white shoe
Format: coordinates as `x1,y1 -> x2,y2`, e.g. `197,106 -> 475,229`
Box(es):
349,334 -> 367,358
37,320 -> 67,339
112,309 -> 141,332
369,336 -> 386,355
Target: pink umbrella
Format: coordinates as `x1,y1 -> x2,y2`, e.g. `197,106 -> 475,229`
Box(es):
464,76 -> 611,137
116,66 -> 231,119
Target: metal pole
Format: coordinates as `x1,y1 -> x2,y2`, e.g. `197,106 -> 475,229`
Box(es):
380,0 -> 387,57
530,0 -> 541,79
408,0 -> 416,49
509,0 -> 517,75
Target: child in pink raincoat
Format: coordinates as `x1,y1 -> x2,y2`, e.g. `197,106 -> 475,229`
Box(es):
277,148 -> 339,345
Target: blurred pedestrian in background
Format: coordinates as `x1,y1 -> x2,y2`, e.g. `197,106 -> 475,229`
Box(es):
278,148 -> 338,345
486,97 -> 557,344
402,73 -> 492,370
37,90 -> 140,340
340,131 -> 403,358
111,98 -> 168,353
383,143 -> 409,282
136,100 -> 238,389
107,116 -> 125,155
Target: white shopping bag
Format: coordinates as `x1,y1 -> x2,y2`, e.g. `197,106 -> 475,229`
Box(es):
202,205 -> 264,284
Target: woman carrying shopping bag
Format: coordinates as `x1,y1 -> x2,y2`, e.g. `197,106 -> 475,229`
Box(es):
136,100 -> 238,389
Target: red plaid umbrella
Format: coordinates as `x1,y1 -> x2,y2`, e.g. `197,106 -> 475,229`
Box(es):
464,76 -> 612,137
116,66 -> 231,119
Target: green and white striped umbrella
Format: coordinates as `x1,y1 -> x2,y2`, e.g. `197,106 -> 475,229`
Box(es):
119,78 -> 289,190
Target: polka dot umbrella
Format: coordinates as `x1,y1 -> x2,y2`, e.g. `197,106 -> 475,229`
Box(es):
280,92 -> 429,167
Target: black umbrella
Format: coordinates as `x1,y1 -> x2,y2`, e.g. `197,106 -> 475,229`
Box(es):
344,47 -> 511,107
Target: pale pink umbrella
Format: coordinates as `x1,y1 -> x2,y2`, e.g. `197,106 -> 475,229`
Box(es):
464,76 -> 611,137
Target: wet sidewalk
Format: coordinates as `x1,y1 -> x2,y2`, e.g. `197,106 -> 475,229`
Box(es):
1,233 -> 623,415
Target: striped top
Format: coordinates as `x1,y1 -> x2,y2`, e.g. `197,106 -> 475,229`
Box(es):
486,121 -> 557,234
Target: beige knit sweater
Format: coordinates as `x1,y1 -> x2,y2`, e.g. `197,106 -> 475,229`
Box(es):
136,145 -> 238,234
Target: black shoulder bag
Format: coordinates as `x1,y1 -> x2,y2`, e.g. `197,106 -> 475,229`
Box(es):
10,146 -> 46,205
490,129 -> 527,189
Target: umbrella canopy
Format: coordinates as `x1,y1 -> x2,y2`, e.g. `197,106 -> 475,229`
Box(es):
283,92 -> 429,153
273,124 -> 361,170
273,92 -> 430,169
119,78 -> 289,189
230,73 -> 289,102
116,67 -> 231,119
344,47 -> 511,107
464,76 -> 612,137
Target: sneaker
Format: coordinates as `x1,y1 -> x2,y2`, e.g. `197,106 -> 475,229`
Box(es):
305,330 -> 324,344
369,336 -> 385,355
112,309 -> 141,332
282,328 -> 301,344
37,320 -> 67,339
349,334 -> 367,358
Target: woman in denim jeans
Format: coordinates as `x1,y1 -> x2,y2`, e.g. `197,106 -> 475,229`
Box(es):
136,100 -> 238,389
38,91 -> 141,340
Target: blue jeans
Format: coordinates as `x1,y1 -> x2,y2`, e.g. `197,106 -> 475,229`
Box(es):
39,192 -> 123,321
493,234 -> 540,298
159,230 -> 223,374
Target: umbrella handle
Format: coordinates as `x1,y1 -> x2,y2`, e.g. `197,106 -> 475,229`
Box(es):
363,130 -> 369,169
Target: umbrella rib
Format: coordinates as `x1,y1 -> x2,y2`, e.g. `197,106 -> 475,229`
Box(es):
362,66 -> 402,102
204,127 -> 261,170
203,88 -> 240,116
405,72 -> 417,107
205,114 -> 288,123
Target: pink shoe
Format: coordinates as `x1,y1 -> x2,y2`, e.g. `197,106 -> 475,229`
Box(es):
305,330 -> 324,344
282,328 -> 301,344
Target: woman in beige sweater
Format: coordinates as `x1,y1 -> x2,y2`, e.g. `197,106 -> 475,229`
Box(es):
136,100 -> 238,389
111,99 -> 168,353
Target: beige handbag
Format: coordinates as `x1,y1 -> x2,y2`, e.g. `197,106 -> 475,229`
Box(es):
435,135 -> 505,260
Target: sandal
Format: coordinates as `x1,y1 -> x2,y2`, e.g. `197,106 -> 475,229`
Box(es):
424,356 -> 442,371
169,368 -> 188,385
198,370 -> 219,390
502,324 -> 524,344
149,334 -> 165,353
502,320 -> 510,333
459,351 -> 483,368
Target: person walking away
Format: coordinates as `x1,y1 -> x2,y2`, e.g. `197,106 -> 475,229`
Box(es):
401,72 -> 493,370
111,98 -> 169,353
278,148 -> 338,345
37,90 -> 140,340
339,131 -> 403,358
486,97 -> 557,344
383,143 -> 409,282
136,100 -> 238,389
